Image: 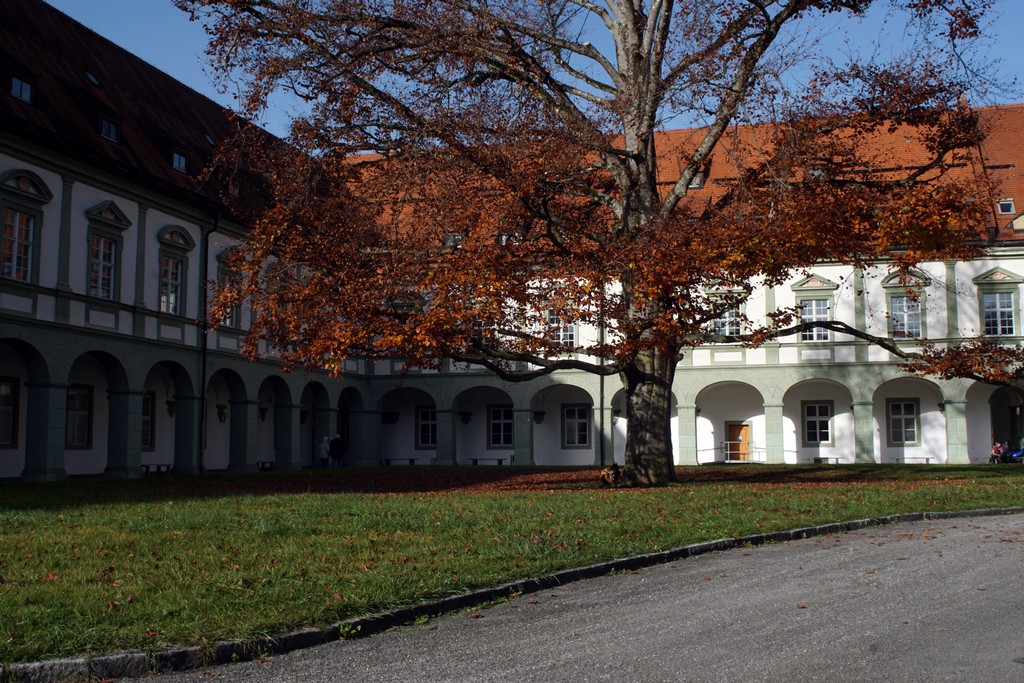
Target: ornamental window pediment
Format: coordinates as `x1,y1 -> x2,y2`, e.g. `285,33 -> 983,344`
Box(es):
84,201 -> 132,231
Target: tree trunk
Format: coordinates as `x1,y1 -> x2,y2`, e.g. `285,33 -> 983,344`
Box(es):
619,347 -> 678,486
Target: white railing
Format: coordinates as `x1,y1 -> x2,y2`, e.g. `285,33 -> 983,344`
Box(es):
720,441 -> 767,463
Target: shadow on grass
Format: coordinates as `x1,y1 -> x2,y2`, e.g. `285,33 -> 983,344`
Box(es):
0,463 -> 1020,510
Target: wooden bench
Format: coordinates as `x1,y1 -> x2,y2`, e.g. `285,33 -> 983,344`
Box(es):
257,461 -> 274,471
813,456 -> 842,464
903,456 -> 933,464
141,463 -> 170,475
471,456 -> 509,465
382,458 -> 418,466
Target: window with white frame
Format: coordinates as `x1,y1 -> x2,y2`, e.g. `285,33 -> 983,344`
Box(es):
983,291 -> 1015,336
802,401 -> 832,446
1,170 -> 51,284
562,404 -> 590,448
157,226 -> 195,318
998,199 -> 1016,215
2,207 -> 34,282
887,399 -> 919,446
712,306 -> 741,337
547,310 -> 574,345
10,76 -> 32,102
791,275 -> 838,343
65,385 -> 92,449
88,233 -> 117,299
218,269 -> 241,328
159,254 -> 184,315
882,270 -> 930,340
0,377 -> 17,448
889,296 -> 922,338
800,299 -> 829,341
100,117 -> 120,142
84,202 -> 132,302
416,406 -> 437,449
172,151 -> 189,173
488,405 -> 513,448
141,391 -> 155,451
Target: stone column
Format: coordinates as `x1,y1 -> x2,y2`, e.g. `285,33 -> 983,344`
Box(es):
274,402 -> 301,470
315,406 -> 337,448
513,409 -> 535,465
764,403 -> 785,463
945,260 -> 961,341
22,381 -> 69,481
678,405 -> 699,465
942,399 -> 969,464
595,405 -> 615,467
347,409 -> 379,466
853,268 -> 869,362
852,401 -> 876,463
55,176 -> 75,324
229,399 -> 258,472
105,389 -> 144,477
173,396 -> 203,474
434,409 -> 457,465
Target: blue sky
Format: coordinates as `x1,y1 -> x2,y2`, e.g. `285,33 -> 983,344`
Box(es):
45,0 -> 1023,138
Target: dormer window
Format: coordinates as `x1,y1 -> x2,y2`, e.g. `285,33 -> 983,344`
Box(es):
100,118 -> 120,142
85,71 -> 100,86
10,76 -> 32,103
998,199 -> 1016,215
172,151 -> 188,173
688,172 -> 705,189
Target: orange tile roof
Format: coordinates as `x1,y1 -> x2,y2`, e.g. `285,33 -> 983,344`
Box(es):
1,0 -> 1020,242
0,0 -> 242,213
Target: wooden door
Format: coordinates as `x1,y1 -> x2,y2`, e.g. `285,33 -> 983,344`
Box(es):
727,423 -> 751,461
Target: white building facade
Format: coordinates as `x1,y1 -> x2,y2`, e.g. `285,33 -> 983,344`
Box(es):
2,0 -> 1023,480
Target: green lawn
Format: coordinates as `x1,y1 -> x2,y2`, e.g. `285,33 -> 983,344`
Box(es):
0,464 -> 1021,663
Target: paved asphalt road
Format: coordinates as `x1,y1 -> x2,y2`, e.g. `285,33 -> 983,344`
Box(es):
129,514 -> 1024,682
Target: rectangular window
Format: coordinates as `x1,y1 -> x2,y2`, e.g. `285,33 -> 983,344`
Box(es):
172,152 -> 188,173
140,391 -> 155,451
890,296 -> 922,338
803,401 -> 832,446
88,234 -> 116,299
547,310 -> 574,345
998,199 -> 1016,215
10,76 -> 32,102
488,405 -> 513,448
218,270 -> 240,328
800,299 -> 829,341
887,399 -> 919,446
100,118 -> 120,142
2,207 -> 34,282
712,306 -> 741,337
562,404 -> 590,448
66,385 -> 92,449
983,291 -> 1015,336
0,377 -> 17,448
159,254 -> 184,315
416,406 -> 437,449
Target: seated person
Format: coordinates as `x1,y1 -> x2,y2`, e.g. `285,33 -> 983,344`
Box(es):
599,463 -> 621,486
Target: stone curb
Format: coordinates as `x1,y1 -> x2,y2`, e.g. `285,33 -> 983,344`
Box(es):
5,506 -> 1022,682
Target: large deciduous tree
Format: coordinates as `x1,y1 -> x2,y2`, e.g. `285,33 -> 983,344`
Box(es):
179,0 -> 1001,485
